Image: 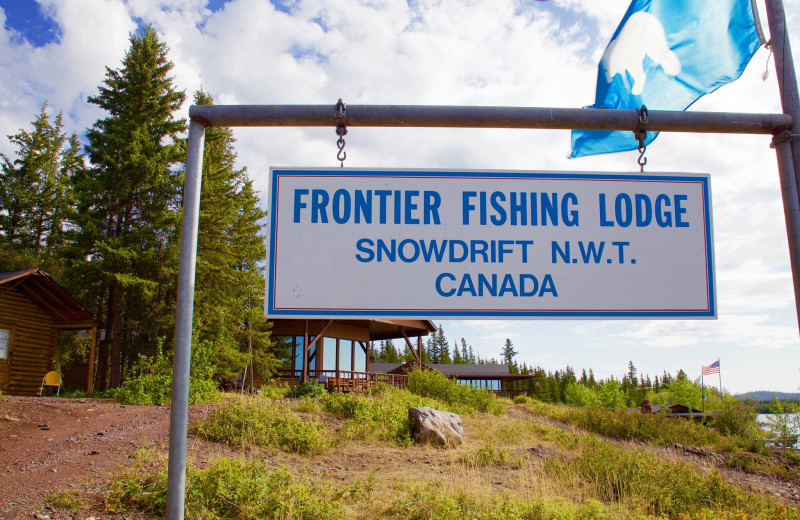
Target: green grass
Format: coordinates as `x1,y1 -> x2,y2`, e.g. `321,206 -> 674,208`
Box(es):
46,489 -> 86,511
96,391 -> 800,520
190,395 -> 332,454
113,373 -> 220,405
520,400 -> 791,477
383,481 -> 639,520
407,367 -> 506,415
107,449 -> 352,520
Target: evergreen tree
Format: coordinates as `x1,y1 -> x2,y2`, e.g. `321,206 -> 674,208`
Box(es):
191,90 -> 271,381
468,345 -> 475,364
0,103 -> 81,272
427,324 -> 450,363
384,339 -> 400,363
460,338 -> 469,364
627,360 -> 638,386
71,26 -> 186,389
439,336 -> 452,364
500,338 -> 517,365
451,340 -> 462,364
424,336 -> 434,363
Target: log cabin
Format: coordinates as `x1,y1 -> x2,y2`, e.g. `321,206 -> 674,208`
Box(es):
0,269 -> 97,395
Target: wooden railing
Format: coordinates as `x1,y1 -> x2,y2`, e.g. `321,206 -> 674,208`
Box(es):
275,370 -> 409,392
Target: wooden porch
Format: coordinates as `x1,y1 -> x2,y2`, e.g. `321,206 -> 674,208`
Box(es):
275,369 -> 409,392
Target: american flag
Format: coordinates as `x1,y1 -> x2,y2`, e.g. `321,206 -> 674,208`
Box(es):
701,360 -> 720,375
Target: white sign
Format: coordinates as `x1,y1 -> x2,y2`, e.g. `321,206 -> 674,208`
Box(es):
265,168 -> 715,319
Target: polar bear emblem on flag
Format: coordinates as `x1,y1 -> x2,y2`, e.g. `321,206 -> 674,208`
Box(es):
601,11 -> 681,96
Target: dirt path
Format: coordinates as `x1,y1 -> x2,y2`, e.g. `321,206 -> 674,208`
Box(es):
0,396 -> 209,518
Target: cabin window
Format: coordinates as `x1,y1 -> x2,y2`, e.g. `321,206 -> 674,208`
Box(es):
323,337 -> 337,372
353,342 -> 366,373
339,339 -> 353,373
293,336 -> 315,372
0,328 -> 9,359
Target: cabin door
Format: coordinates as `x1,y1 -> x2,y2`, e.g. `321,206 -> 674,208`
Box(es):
0,327 -> 10,389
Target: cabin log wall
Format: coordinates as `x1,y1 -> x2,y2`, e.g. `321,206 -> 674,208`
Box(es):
0,286 -> 57,395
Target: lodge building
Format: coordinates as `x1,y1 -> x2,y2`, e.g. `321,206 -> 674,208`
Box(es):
269,318 -> 534,396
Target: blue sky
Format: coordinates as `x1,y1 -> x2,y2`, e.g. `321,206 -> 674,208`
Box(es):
0,0 -> 798,393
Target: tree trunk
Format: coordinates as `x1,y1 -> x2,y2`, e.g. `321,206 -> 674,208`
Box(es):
106,280 -> 124,388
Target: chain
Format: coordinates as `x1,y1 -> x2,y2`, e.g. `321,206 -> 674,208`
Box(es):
635,105 -> 648,173
335,98 -> 347,167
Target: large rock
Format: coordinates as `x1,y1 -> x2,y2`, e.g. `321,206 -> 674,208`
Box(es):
408,406 -> 463,447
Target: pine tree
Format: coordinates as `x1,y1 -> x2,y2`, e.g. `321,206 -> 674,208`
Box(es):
0,103 -> 81,271
451,340 -> 462,363
627,360 -> 638,386
384,339 -> 399,363
424,336 -> 433,363
439,336 -> 452,364
460,338 -> 469,364
191,90 -> 271,381
71,26 -> 186,389
500,338 -> 517,365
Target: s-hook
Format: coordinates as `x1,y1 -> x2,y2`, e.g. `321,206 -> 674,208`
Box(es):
335,99 -> 347,167
635,105 -> 648,173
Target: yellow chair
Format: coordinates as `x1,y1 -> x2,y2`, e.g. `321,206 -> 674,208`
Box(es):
39,371 -> 62,397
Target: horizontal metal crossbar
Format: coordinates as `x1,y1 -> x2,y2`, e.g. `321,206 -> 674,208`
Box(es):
189,104 -> 792,134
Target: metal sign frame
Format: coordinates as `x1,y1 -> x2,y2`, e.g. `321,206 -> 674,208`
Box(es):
166,1 -> 800,518
266,167 -> 716,319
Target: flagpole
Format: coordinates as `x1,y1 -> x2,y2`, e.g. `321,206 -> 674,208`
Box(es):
701,373 -> 705,415
765,0 -> 800,332
717,358 -> 723,414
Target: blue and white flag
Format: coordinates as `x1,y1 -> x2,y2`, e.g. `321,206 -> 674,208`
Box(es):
571,0 -> 762,158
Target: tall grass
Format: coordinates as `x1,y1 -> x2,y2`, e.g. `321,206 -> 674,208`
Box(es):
107,450 -> 350,520
525,400 -> 749,450
384,481 -> 634,520
521,400 -> 792,477
190,395 -> 331,454
407,367 -> 505,415
548,436 -> 798,519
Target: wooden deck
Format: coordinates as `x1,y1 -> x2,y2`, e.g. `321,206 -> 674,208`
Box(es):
276,370 -> 409,393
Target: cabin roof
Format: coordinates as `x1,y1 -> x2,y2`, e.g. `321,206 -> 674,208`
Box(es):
370,361 -> 532,379
0,269 -> 95,328
270,318 -> 436,341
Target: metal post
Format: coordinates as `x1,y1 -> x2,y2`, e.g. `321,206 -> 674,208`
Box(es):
766,0 -> 800,330
773,134 -> 800,327
189,104 -> 790,134
166,118 -> 206,520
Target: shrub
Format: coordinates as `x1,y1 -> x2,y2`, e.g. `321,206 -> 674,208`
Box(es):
512,395 -> 530,405
258,382 -> 289,400
564,382 -> 600,407
47,490 -> 86,511
330,387 -> 432,444
108,450 -> 346,520
712,394 -> 763,450
286,379 -> 326,399
113,373 -> 219,405
407,367 -> 503,415
190,395 -> 331,454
